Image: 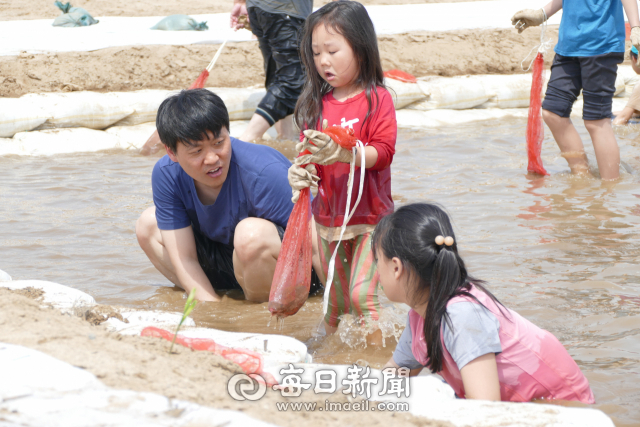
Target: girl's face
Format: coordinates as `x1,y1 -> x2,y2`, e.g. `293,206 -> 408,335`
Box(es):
311,23 -> 359,91
375,250 -> 409,305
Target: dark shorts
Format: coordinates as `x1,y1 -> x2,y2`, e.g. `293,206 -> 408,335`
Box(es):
193,224 -> 320,294
542,52 -> 624,121
247,7 -> 306,126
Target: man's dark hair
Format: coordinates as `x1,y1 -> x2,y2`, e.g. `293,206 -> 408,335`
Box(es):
156,88 -> 230,153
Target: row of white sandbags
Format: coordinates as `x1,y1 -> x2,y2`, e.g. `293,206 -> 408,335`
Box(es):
0,78 -> 423,138
411,65 -> 638,111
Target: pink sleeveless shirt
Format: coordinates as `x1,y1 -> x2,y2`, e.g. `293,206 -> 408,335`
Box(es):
409,285 -> 595,403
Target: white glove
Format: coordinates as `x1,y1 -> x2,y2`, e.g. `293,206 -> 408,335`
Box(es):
511,9 -> 545,33
631,27 -> 640,52
294,129 -> 353,166
288,164 -> 318,203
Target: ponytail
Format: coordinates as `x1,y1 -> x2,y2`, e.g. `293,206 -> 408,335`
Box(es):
372,203 -> 504,374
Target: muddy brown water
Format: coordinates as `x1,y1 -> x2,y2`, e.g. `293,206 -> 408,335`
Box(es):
1,119 -> 640,426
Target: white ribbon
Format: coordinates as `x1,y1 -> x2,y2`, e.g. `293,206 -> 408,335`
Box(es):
520,8 -> 552,72
322,140 -> 366,316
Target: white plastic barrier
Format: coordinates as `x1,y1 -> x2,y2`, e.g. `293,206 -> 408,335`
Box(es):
263,363 -> 613,427
1,128 -> 124,156
0,98 -> 51,138
0,1 -> 563,56
0,343 -> 277,427
396,108 -> 529,129
476,74 -> 532,109
104,122 -> 157,150
1,280 -> 96,309
22,92 -> 135,131
1,87 -> 267,138
211,87 -> 267,121
384,78 -> 427,110
410,76 -> 492,110
108,90 -> 176,127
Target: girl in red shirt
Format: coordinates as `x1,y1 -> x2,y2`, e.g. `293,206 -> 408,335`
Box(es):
290,1 -> 397,338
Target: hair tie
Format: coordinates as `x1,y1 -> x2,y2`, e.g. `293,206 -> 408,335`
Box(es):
435,235 -> 454,247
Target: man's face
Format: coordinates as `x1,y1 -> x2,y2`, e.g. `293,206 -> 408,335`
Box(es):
166,127 -> 231,193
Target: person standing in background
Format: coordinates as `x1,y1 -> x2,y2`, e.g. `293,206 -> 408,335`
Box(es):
231,0 -> 312,141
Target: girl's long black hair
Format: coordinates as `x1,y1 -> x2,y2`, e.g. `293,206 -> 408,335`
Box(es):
294,1 -> 385,131
371,203 -> 506,373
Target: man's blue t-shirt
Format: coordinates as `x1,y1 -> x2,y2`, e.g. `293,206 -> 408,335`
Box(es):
555,0 -> 625,57
152,138 -> 294,246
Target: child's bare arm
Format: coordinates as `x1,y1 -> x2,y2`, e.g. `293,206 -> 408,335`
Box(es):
543,0 -> 563,19
354,145 -> 379,169
459,353 -> 501,401
622,0 -> 640,27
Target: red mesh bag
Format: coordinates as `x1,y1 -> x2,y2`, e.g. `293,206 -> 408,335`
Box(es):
188,69 -> 210,89
268,126 -> 357,318
268,188 -> 313,318
526,53 -> 549,176
383,69 -> 418,84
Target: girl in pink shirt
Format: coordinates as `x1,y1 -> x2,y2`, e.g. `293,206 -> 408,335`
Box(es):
290,1 -> 397,338
372,203 -> 595,403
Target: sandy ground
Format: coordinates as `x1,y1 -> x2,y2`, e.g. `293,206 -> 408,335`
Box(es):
0,27 -> 578,98
0,0 -> 488,21
0,288 -> 448,427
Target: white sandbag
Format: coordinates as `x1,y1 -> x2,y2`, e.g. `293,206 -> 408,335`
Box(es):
476,74 -> 532,109
571,98 -> 628,118
1,128 -> 123,156
396,108 -> 528,129
0,98 -> 51,138
383,78 -> 427,109
209,87 -> 267,121
109,90 -> 176,127
105,122 -> 157,150
229,120 -> 278,140
1,279 -> 96,309
21,92 -> 135,130
410,76 -> 492,110
0,269 -> 11,282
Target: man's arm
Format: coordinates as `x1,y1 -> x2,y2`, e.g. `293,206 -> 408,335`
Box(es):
160,226 -> 221,302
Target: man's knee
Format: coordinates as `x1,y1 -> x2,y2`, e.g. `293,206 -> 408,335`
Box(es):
233,218 -> 280,262
136,206 -> 158,250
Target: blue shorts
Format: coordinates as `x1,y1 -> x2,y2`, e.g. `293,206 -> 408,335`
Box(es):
542,52 -> 624,121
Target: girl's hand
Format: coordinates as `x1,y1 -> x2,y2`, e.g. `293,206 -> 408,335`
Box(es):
288,164 -> 319,203
295,130 -> 353,166
459,353 -> 501,401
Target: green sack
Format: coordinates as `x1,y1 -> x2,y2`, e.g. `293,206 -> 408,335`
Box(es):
52,1 -> 99,27
151,15 -> 208,31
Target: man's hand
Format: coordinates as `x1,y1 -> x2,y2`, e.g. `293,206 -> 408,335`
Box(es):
632,27 -> 640,52
511,9 -> 545,33
295,129 -> 353,166
230,0 -> 249,30
288,164 -> 318,203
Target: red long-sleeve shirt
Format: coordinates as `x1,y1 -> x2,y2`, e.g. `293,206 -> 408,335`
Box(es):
311,87 -> 397,228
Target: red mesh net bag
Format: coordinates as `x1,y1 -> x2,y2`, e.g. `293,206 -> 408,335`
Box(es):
268,125 -> 357,318
383,69 -> 418,84
188,70 -> 210,89
526,53 -> 549,176
268,187 -> 313,318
